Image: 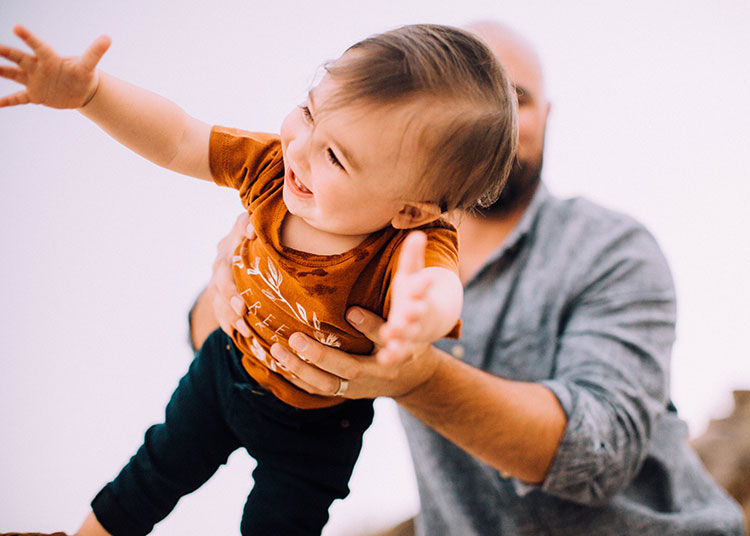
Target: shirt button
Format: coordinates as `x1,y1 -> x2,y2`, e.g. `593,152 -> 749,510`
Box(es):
451,345 -> 465,359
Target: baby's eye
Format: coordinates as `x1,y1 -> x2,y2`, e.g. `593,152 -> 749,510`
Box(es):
299,105 -> 314,123
326,148 -> 344,169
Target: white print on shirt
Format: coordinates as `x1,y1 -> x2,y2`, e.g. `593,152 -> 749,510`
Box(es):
233,255 -> 342,349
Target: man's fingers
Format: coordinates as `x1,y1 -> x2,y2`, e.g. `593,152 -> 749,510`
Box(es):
283,370 -> 326,397
212,293 -> 233,335
210,252 -> 237,296
0,89 -> 30,108
215,213 -> 250,261
287,332 -> 374,383
225,212 -> 255,247
270,342 -> 340,396
234,318 -> 250,338
346,307 -> 386,346
80,35 -> 112,71
212,292 -> 239,336
232,212 -> 250,232
244,222 -> 256,239
230,295 -> 246,316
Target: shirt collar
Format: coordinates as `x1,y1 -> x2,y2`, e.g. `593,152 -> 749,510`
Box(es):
482,182 -> 549,266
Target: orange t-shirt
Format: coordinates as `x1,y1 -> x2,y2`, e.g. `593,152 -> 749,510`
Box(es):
209,126 -> 459,409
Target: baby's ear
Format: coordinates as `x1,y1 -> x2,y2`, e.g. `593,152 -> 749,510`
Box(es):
391,201 -> 442,229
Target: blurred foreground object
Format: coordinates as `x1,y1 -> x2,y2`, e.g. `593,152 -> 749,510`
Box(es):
692,390 -> 750,531
372,519 -> 414,536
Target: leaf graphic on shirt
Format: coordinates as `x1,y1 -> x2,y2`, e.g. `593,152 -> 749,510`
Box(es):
314,331 -> 341,348
262,289 -> 278,302
232,255 -> 245,270
267,259 -> 282,288
243,254 -> 340,353
246,257 -> 261,276
296,303 -> 308,324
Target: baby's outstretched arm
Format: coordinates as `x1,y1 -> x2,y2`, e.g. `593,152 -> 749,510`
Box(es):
379,231 -> 463,365
0,25 -> 211,180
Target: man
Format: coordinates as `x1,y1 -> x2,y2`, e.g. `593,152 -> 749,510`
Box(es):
190,21 -> 745,535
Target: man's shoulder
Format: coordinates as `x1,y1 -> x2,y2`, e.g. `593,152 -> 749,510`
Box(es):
536,191 -> 658,252
541,191 -> 646,234
532,190 -> 673,285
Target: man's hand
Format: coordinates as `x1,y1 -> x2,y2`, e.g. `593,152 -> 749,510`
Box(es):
189,213 -> 255,351
0,25 -> 111,109
268,306 -> 442,400
210,213 -> 255,338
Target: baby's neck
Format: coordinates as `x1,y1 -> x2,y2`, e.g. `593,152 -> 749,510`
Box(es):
281,213 -> 371,255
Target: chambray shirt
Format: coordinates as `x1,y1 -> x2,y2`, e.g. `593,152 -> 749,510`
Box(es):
400,185 -> 745,535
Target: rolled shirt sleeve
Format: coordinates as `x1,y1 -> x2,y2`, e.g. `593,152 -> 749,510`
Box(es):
405,186 -> 744,534
518,216 -> 677,503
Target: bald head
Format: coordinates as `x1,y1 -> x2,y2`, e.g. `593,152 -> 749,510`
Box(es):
465,21 -> 547,101
465,20 -> 551,216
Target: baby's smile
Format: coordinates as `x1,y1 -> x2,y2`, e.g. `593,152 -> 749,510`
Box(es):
287,166 -> 312,195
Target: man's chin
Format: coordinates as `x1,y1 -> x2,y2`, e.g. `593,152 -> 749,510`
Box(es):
475,158 -> 542,218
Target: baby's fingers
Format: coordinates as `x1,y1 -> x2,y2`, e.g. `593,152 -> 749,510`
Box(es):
0,89 -> 30,108
0,64 -> 26,84
377,340 -> 413,366
400,299 -> 428,324
0,43 -> 29,65
80,35 -> 111,71
404,275 -> 432,301
381,307 -> 423,342
12,25 -> 52,56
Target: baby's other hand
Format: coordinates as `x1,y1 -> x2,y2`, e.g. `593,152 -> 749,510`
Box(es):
0,25 -> 110,109
379,231 -> 433,364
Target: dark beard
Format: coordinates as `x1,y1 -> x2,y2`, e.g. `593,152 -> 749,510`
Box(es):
475,154 -> 543,218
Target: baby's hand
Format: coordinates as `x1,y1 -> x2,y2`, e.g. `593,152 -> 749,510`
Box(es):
379,231 -> 434,364
0,25 -> 110,109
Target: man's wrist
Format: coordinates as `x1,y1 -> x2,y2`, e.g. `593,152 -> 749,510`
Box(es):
393,344 -> 445,402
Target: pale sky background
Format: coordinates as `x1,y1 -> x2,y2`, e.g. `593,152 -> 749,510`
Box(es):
1,0 -> 748,534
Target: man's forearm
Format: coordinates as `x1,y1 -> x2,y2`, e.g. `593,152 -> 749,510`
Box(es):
396,348 -> 566,483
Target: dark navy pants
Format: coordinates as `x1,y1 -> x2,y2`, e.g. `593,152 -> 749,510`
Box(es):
91,329 -> 374,535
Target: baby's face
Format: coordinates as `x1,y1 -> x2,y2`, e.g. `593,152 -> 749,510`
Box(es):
279,75 -> 427,241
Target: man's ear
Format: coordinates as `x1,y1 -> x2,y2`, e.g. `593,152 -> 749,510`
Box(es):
391,201 -> 442,229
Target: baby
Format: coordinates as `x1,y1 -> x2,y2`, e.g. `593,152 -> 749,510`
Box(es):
0,23 -> 516,535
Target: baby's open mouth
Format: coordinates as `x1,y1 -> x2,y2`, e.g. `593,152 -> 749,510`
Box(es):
290,168 -> 312,194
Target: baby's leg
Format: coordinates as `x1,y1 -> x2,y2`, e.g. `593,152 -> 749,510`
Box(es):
229,392 -> 374,536
90,330 -> 241,535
